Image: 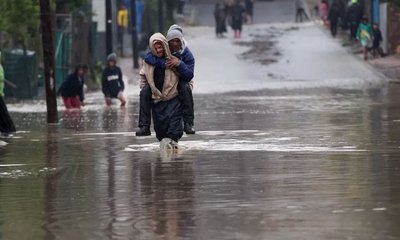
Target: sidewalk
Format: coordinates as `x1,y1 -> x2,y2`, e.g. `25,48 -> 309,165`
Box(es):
369,55 -> 400,81
304,0 -> 400,82
317,23 -> 400,82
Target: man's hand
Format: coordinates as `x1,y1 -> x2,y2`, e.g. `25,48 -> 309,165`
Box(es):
166,56 -> 181,69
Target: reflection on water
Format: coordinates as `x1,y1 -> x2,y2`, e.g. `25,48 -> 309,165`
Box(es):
1,85 -> 400,239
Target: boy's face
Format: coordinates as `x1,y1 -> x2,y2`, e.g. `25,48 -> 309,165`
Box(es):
109,61 -> 116,67
154,42 -> 165,57
77,68 -> 85,77
373,24 -> 378,30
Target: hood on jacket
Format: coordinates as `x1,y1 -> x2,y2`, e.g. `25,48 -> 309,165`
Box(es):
166,27 -> 187,54
149,33 -> 172,58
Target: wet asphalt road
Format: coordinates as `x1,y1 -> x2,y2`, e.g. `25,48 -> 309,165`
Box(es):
2,1 -> 400,240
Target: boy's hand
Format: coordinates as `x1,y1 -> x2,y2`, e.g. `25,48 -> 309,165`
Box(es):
166,56 -> 181,69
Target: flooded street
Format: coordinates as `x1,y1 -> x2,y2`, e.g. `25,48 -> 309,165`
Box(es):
2,0 -> 400,239
3,85 -> 400,239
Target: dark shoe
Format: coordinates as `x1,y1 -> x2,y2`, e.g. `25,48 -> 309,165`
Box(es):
136,126 -> 151,136
184,123 -> 195,134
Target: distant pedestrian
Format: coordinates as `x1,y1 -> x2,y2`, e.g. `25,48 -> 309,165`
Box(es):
117,4 -> 128,56
370,23 -> 384,58
295,0 -> 309,23
357,17 -> 373,60
328,3 -> 340,37
177,0 -> 186,15
214,3 -> 227,38
245,0 -> 254,24
313,5 -> 319,19
347,0 -> 363,40
231,0 -> 246,38
0,52 -> 16,136
319,0 -> 329,26
58,64 -> 88,109
102,53 -> 126,107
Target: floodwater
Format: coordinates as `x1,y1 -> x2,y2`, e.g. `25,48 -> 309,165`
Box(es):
2,83 -> 400,240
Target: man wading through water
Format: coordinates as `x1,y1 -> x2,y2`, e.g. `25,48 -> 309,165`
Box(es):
136,24 -> 195,136
139,33 -> 183,148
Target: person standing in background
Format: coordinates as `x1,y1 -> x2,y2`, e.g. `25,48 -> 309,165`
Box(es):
231,0 -> 246,38
319,0 -> 329,26
245,0 -> 254,24
295,0 -> 309,23
0,52 -> 16,137
357,17 -> 373,60
214,3 -> 227,38
328,2 -> 340,37
117,4 -> 129,56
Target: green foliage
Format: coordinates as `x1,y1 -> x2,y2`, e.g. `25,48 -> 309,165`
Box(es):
0,0 -> 40,49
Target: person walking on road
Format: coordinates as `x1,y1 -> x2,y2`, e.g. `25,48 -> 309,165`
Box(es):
319,0 -> 329,26
117,4 -> 128,56
102,53 -> 126,107
0,52 -> 16,136
214,3 -> 227,38
347,0 -> 363,40
136,25 -> 196,137
231,0 -> 246,38
139,33 -> 183,147
357,17 -> 373,60
295,0 -> 309,23
328,2 -> 340,37
245,0 -> 254,24
58,64 -> 88,109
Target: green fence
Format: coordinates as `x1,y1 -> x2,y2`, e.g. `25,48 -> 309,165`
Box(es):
55,31 -> 72,90
3,50 -> 37,99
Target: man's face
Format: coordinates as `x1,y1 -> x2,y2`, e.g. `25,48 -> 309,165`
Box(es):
154,42 -> 165,57
169,38 -> 182,53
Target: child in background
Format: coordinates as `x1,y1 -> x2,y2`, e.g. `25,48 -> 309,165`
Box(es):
357,17 -> 373,60
58,64 -> 87,109
102,53 -> 126,107
371,23 -> 384,58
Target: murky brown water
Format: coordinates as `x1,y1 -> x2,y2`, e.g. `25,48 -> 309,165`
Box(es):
1,83 -> 400,240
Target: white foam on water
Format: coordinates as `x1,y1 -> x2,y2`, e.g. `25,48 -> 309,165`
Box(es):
372,207 -> 387,212
0,141 -> 8,147
196,130 -> 261,136
353,209 -> 365,212
74,132 -> 137,136
0,164 -> 27,167
332,210 -> 346,214
0,169 -> 33,178
125,138 -> 366,153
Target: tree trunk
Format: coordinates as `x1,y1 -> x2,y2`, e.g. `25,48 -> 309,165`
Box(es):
39,0 -> 58,123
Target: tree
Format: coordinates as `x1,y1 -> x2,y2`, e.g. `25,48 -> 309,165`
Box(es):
0,0 -> 40,50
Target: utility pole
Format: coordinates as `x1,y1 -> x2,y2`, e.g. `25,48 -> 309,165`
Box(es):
39,0 -> 58,123
158,0 -> 163,32
131,0 -> 139,69
106,0 -> 113,55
